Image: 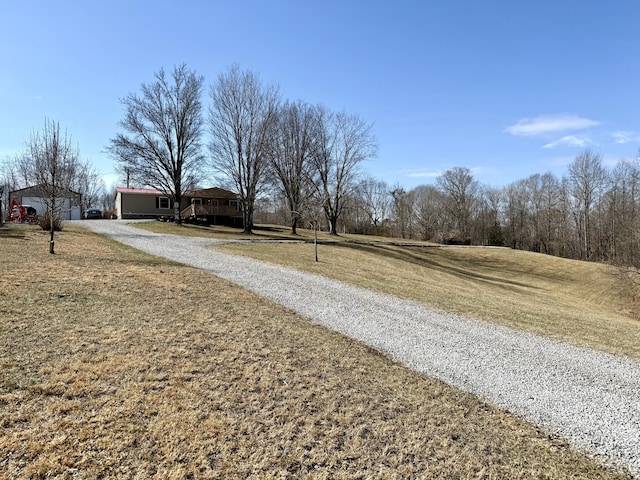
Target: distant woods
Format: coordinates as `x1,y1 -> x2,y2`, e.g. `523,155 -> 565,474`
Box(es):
316,152 -> 640,269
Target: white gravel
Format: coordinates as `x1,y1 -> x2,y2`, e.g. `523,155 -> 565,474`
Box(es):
78,220 -> 640,477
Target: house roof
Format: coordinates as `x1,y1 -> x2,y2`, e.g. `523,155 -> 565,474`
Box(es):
115,187 -> 167,195
9,184 -> 82,197
114,186 -> 239,198
184,187 -> 239,199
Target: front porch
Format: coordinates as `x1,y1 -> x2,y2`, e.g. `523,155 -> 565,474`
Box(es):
180,202 -> 243,227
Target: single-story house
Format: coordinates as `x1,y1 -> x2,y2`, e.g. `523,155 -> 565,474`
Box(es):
114,187 -> 243,226
8,184 -> 82,221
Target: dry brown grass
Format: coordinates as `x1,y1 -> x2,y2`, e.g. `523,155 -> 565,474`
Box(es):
205,228 -> 640,360
0,224 -> 632,479
134,220 -> 418,244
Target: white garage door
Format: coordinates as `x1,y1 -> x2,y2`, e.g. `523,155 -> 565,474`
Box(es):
22,196 -> 79,220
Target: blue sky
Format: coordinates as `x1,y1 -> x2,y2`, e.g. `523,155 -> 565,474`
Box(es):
2,0 -> 639,190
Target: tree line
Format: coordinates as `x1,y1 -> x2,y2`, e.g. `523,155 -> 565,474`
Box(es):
300,151 -> 639,268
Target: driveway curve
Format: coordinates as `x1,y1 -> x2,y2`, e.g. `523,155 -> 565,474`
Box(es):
77,220 -> 640,477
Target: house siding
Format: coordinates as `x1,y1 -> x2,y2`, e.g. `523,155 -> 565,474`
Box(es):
115,190 -> 171,219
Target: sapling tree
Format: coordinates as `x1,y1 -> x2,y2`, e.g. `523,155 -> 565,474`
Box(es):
21,118 -> 80,253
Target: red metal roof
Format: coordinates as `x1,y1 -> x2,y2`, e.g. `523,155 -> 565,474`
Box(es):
115,187 -> 239,198
115,187 -> 167,195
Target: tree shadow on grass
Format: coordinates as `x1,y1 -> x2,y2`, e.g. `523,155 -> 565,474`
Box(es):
333,241 -> 539,292
0,226 -> 31,240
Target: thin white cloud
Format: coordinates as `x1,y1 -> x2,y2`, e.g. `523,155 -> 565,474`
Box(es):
505,114 -> 600,137
612,130 -> 639,144
405,170 -> 441,178
405,166 -> 490,179
542,135 -> 591,149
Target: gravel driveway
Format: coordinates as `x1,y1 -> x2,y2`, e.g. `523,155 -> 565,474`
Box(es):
77,220 -> 640,477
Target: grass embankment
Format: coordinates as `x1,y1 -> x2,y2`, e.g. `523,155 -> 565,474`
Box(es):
0,224 -> 632,478
158,223 -> 639,360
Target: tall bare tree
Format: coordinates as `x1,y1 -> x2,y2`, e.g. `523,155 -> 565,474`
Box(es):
356,177 -> 391,232
72,160 -> 106,212
108,64 -> 205,223
607,156 -> 640,266
209,65 -> 280,233
21,118 -> 80,253
391,185 -> 413,239
436,167 -> 479,242
311,108 -> 378,235
268,100 -> 318,234
567,150 -> 608,260
411,184 -> 448,242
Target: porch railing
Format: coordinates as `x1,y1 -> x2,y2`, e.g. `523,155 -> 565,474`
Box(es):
181,204 -> 241,218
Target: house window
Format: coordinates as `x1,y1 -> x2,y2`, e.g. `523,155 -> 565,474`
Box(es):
156,197 -> 170,209
192,198 -> 202,205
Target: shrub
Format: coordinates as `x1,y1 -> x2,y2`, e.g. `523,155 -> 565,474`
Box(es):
39,212 -> 63,231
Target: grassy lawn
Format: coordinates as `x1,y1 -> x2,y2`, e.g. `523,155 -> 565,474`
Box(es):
0,224 -> 632,478
133,220 -> 426,244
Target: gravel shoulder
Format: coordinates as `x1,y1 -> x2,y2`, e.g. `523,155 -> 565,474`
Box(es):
76,220 -> 640,477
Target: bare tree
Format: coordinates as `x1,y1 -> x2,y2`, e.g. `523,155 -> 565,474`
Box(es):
311,108 -> 378,235
391,185 -> 413,239
209,65 -> 280,233
436,167 -> 479,242
356,177 -> 391,233
481,186 -> 505,246
607,156 -> 640,267
0,171 -> 4,226
537,172 -> 562,255
73,160 -> 106,213
99,187 -> 116,214
504,178 -> 531,250
20,119 -> 80,253
108,64 -> 205,223
567,150 -> 608,260
0,157 -> 21,224
268,100 -> 318,234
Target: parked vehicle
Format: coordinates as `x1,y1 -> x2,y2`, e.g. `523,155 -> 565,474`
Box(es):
85,208 -> 102,219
